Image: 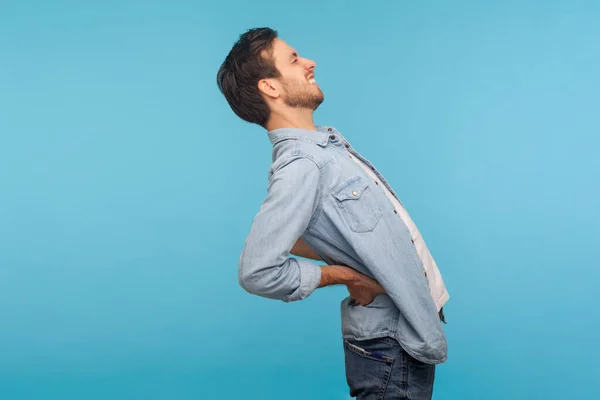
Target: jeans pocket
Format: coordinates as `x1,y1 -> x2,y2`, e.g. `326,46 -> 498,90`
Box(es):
344,339 -> 394,400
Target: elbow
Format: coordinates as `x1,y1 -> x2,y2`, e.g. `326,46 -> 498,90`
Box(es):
238,267 -> 261,295
238,259 -> 271,296
238,259 -> 294,301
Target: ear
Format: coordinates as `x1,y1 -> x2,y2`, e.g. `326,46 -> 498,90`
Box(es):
258,78 -> 280,100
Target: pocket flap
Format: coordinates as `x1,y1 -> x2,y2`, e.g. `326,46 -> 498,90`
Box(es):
332,177 -> 369,201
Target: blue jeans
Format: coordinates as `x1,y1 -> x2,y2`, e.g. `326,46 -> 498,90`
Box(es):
343,337 -> 436,400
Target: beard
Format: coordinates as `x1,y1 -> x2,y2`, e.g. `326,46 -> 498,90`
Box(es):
280,78 -> 324,110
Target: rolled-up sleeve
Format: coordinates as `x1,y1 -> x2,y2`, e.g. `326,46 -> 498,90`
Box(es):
238,156 -> 322,302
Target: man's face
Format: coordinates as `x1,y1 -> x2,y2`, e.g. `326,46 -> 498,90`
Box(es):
270,38 -> 324,110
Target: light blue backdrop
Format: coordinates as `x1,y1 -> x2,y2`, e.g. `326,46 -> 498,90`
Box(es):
1,1 -> 598,399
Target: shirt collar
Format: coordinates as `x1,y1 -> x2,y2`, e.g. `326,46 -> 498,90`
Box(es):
267,125 -> 335,147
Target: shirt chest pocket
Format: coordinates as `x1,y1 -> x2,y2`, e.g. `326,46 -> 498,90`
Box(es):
331,176 -> 383,233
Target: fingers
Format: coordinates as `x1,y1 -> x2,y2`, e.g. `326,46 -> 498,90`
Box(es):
351,297 -> 365,306
373,281 -> 386,294
353,297 -> 374,306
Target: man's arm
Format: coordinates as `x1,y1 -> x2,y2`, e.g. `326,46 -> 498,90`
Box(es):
290,237 -> 322,260
238,156 -> 385,304
238,157 -> 323,302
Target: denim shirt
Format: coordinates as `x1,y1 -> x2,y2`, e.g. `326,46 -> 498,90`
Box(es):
238,126 -> 448,364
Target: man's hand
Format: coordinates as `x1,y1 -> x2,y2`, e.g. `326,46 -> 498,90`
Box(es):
346,272 -> 386,306
319,265 -> 386,306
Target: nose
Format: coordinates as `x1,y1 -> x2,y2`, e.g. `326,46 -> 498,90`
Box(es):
304,58 -> 316,71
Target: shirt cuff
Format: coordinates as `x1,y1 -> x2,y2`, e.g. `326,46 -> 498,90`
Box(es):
286,258 -> 322,302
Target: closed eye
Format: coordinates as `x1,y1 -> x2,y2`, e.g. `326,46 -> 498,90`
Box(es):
290,51 -> 299,64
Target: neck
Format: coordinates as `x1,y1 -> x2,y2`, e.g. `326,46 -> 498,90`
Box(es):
265,108 -> 316,132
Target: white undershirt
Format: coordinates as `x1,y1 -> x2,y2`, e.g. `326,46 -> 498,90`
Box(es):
349,154 -> 450,311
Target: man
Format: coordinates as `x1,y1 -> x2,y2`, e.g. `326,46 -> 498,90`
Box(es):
217,27 -> 449,400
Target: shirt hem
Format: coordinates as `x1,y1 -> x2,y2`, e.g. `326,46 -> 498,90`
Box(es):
435,290 -> 450,311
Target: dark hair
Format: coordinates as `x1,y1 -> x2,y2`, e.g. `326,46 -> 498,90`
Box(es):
217,27 -> 280,127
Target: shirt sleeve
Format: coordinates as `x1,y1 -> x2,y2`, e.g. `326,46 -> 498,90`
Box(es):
238,157 -> 322,302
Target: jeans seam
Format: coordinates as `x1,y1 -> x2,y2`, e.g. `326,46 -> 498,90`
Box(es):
378,358 -> 394,400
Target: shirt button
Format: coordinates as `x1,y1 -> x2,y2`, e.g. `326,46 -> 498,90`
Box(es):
345,144 -> 350,148
329,135 -> 336,140
393,210 -> 398,214
375,181 -> 379,185
352,191 -> 358,196
327,127 -> 333,132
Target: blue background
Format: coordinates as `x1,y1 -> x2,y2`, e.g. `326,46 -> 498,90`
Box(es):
1,1 -> 599,399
